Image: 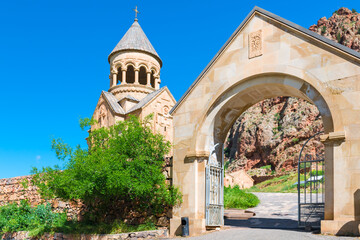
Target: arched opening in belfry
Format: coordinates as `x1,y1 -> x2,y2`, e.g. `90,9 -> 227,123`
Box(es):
126,65 -> 135,84
139,66 -> 147,85
150,70 -> 155,88
117,67 -> 123,84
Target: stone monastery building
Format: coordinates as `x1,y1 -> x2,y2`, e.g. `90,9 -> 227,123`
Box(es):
91,17 -> 175,143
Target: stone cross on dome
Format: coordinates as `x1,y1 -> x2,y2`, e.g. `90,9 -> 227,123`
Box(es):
134,6 -> 140,21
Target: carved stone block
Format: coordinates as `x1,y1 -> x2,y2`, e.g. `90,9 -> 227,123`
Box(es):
248,30 -> 262,58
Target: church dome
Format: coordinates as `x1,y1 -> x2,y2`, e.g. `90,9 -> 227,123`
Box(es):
108,20 -> 162,66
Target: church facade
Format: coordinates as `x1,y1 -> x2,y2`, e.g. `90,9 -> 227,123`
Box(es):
91,18 -> 175,144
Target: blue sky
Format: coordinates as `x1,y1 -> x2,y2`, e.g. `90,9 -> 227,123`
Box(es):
0,0 -> 359,178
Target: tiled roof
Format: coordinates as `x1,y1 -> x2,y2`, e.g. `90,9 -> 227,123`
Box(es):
118,95 -> 139,103
102,91 -> 125,115
108,20 -> 161,65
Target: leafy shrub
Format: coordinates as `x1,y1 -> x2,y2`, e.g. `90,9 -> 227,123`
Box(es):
321,26 -> 327,35
224,161 -> 230,170
352,9 -> 357,13
224,186 -> 260,209
0,201 -> 66,237
337,32 -> 342,43
32,115 -> 182,223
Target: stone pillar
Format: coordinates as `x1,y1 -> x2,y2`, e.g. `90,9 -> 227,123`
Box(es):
319,131 -> 360,236
147,72 -> 151,87
122,70 -> 126,84
155,77 -> 161,89
135,68 -> 139,84
323,141 -> 334,221
112,73 -> 117,87
170,152 -> 208,236
109,74 -> 112,88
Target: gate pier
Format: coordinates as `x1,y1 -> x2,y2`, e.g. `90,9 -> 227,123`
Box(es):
169,152 -> 208,236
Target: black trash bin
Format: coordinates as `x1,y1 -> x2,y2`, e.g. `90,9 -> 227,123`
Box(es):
181,217 -> 189,237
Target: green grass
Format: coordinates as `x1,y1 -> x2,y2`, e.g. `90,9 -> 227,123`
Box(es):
247,171 -> 324,193
224,185 -> 260,209
259,165 -> 271,170
248,173 -> 299,193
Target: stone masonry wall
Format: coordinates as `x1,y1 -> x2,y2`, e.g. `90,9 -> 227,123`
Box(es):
0,174 -> 172,227
1,229 -> 168,240
0,175 -> 82,219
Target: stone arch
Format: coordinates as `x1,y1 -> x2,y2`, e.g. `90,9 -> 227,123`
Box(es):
193,73 -> 335,153
126,65 -> 135,84
150,67 -> 158,75
138,63 -> 149,71
192,75 -> 336,217
124,61 -> 136,68
139,66 -> 147,85
116,66 -> 123,84
170,71 -> 347,236
113,61 -> 124,71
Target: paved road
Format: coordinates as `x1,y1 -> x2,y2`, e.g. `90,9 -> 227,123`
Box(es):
166,193 -> 358,240
226,192 -> 299,229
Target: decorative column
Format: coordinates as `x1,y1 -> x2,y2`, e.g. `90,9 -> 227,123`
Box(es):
146,72 -> 151,87
112,72 -> 117,87
122,70 -> 126,84
134,68 -> 139,84
155,76 -> 161,89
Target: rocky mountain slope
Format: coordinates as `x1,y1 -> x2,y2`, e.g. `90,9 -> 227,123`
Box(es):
309,7 -> 360,52
225,97 -> 324,172
225,7 -> 360,173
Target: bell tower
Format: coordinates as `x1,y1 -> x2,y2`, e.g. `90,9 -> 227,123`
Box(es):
107,16 -> 162,101
91,8 -> 176,143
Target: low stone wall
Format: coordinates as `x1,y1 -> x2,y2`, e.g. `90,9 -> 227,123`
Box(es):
0,175 -> 172,227
0,175 -> 82,219
1,229 -> 168,240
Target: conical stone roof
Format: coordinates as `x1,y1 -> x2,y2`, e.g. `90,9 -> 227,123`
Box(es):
108,20 -> 161,65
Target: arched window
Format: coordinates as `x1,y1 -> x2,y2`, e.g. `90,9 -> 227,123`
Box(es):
117,67 -> 123,84
126,65 -> 135,84
139,66 -> 147,85
150,69 -> 156,88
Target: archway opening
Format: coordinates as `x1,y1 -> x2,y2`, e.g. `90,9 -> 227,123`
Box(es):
222,96 -> 325,229
201,76 -> 334,230
117,67 -> 123,84
139,66 -> 147,85
150,70 -> 155,88
126,65 -> 135,84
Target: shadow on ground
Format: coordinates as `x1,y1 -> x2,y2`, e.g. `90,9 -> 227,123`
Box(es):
225,217 -> 317,233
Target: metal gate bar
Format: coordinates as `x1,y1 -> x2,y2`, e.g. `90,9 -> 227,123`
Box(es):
206,164 -> 224,226
298,132 -> 324,229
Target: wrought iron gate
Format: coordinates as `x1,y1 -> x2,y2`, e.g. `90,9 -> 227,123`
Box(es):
298,132 -> 325,229
206,144 -> 224,226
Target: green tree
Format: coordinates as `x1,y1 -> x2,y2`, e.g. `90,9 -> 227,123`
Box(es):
32,115 -> 181,223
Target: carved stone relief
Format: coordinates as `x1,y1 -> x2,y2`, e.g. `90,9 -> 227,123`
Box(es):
98,104 -> 108,128
248,30 -> 262,59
